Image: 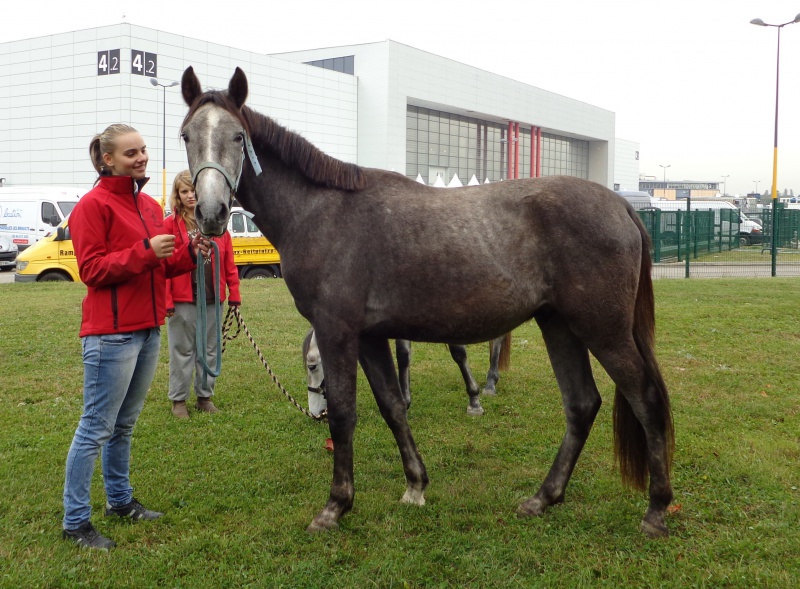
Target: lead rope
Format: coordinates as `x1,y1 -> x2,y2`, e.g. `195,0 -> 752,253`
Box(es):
220,305 -> 328,423
196,240 -> 222,388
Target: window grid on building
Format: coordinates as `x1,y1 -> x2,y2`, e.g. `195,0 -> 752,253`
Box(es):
304,55 -> 355,75
406,105 -> 588,185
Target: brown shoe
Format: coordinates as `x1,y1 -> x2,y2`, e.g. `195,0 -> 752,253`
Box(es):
195,397 -> 219,413
171,400 -> 189,419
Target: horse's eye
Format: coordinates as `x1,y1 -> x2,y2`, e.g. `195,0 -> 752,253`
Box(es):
308,364 -> 318,371
181,133 -> 189,143
235,133 -> 244,143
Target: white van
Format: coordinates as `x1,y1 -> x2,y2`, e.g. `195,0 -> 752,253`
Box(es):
0,186 -> 82,251
650,199 -> 763,246
615,190 -> 665,210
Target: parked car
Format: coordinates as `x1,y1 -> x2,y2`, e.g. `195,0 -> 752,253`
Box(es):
0,234 -> 18,271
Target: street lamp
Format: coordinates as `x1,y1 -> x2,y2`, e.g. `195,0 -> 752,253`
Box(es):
754,180 -> 760,194
750,12 -> 800,275
721,174 -> 729,197
150,78 -> 180,211
659,164 -> 670,199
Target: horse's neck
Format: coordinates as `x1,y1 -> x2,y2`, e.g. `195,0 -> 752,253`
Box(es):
238,159 -> 321,249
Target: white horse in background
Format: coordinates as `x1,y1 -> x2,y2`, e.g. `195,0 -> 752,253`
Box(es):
303,328 -> 510,418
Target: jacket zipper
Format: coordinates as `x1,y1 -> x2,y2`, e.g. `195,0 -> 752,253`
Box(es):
111,286 -> 118,330
133,191 -> 159,327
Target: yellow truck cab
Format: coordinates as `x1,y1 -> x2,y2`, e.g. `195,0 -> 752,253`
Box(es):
15,220 -> 78,282
229,207 -> 281,278
15,209 -> 281,282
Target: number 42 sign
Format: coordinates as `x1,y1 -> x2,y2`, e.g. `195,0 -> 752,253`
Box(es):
97,50 -> 121,75
131,50 -> 157,77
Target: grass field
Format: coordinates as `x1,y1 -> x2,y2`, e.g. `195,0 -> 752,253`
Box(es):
1,278 -> 798,588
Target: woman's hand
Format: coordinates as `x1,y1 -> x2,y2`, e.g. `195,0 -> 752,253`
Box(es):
190,234 -> 211,259
150,234 -> 176,259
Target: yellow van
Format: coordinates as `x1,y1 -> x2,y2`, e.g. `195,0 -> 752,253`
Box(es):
15,209 -> 281,282
15,220 -> 78,282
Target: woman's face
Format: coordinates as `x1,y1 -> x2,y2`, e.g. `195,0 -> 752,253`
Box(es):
178,183 -> 196,212
103,132 -> 148,179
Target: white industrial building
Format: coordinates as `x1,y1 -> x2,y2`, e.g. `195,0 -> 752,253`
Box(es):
0,24 -> 637,203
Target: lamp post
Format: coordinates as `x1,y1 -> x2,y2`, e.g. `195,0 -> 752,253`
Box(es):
721,174 -> 729,197
149,78 -> 180,211
659,164 -> 670,199
754,180 -> 760,194
750,13 -> 800,275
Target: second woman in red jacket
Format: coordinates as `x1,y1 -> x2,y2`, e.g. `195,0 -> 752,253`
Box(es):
165,170 -> 241,418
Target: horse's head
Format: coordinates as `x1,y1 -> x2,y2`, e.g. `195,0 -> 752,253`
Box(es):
180,66 -> 251,236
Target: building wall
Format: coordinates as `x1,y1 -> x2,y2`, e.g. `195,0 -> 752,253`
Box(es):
274,40 -> 616,186
0,24 -> 358,203
614,138 -> 640,191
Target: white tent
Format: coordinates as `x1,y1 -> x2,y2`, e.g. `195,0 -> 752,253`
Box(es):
432,173 -> 446,187
484,178 -> 491,184
467,174 -> 480,186
415,173 -> 426,184
447,173 -> 463,188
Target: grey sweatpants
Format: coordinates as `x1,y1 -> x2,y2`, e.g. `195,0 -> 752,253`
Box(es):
167,302 -> 220,401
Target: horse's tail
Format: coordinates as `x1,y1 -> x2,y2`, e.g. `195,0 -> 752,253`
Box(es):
497,332 -> 512,371
613,212 -> 675,491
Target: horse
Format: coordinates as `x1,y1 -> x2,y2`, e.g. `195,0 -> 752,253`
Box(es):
180,66 -> 675,537
303,328 -> 511,417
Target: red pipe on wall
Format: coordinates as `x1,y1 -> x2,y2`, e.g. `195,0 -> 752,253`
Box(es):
506,121 -> 513,180
536,127 -> 542,177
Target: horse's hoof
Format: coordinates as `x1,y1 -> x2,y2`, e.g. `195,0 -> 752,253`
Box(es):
640,518 -> 669,538
466,405 -> 485,416
306,514 -> 339,533
482,388 -> 497,396
516,498 -> 546,518
401,488 -> 426,506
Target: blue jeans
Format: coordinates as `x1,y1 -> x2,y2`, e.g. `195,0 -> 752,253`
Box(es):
63,328 -> 161,530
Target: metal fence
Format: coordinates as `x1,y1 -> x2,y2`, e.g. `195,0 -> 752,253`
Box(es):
639,204 -> 800,279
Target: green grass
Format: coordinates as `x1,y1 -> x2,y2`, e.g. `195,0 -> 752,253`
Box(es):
1,279 -> 799,588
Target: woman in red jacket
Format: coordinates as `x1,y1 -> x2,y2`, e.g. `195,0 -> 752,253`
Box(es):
165,170 -> 240,419
63,125 -> 208,551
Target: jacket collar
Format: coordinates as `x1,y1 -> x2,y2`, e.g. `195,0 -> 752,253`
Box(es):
98,175 -> 151,195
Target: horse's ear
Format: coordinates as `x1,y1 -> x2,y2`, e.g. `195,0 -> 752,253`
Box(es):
228,67 -> 248,110
181,67 -> 202,106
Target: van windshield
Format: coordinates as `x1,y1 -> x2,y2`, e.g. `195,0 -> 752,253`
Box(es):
59,201 -> 77,216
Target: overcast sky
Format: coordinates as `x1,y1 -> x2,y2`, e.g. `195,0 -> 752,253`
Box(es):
4,0 -> 800,196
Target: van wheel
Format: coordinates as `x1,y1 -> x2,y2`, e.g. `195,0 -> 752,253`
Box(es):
740,235 -> 751,246
39,271 -> 71,282
245,266 -> 279,279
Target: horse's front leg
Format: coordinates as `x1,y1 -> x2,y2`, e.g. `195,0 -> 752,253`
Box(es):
307,332 -> 359,532
447,345 -> 484,416
361,336 -> 428,506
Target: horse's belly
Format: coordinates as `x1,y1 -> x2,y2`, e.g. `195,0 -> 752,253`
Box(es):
363,283 -> 541,344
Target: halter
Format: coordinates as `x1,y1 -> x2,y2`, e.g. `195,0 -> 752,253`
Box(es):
191,131 -> 263,205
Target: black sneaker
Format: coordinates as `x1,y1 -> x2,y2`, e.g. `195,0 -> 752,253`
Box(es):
104,497 -> 164,521
62,521 -> 116,551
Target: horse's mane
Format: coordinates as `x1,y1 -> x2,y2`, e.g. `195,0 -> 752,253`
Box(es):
182,90 -> 367,192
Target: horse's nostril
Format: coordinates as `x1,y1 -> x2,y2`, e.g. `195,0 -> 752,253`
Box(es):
218,201 -> 229,220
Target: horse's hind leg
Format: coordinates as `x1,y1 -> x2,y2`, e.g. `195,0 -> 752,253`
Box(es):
482,335 -> 505,396
395,339 -> 412,409
518,313 -> 601,518
361,336 -> 429,506
447,345 -> 484,416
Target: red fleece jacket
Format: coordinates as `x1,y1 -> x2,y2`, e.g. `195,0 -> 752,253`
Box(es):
70,175 -> 196,337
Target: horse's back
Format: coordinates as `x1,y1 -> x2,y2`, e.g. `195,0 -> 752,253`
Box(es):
320,173 -> 644,344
